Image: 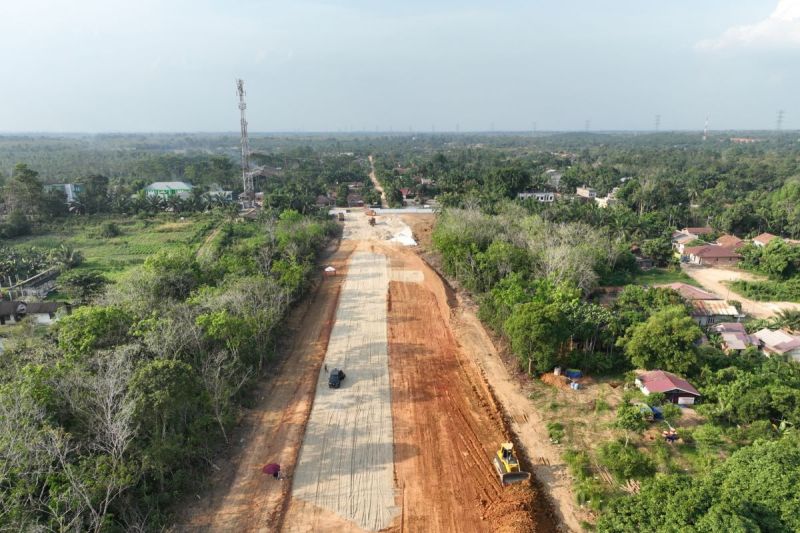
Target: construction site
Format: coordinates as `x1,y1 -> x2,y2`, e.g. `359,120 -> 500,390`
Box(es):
176,209 -> 563,532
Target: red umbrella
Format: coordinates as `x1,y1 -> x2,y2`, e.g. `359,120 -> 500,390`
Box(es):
262,463 -> 280,476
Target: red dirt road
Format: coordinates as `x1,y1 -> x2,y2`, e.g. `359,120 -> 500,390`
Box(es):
386,247 -> 555,533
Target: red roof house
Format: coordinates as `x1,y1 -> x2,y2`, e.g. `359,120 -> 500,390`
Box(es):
716,234 -> 744,249
681,227 -> 714,238
635,370 -> 701,405
683,245 -> 742,266
753,232 -> 777,247
663,282 -> 719,301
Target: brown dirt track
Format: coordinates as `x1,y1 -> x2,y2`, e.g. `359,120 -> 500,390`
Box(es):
386,247 -> 555,533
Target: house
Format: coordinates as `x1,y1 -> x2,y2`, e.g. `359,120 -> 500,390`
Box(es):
691,300 -> 742,326
517,191 -> 555,202
315,195 -> 332,207
672,233 -> 702,255
0,301 -> 64,325
716,234 -> 744,250
681,227 -> 714,239
595,187 -> 620,208
346,193 -> 364,207
44,183 -> 83,203
635,370 -> 701,405
683,245 -> 742,266
662,283 -> 743,325
711,323 -> 760,353
753,328 -> 800,361
575,186 -> 596,199
145,181 -> 193,199
752,232 -> 777,247
399,188 -> 413,199
663,282 -> 719,301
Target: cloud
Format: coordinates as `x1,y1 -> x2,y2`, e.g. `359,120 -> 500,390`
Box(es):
697,0 -> 800,50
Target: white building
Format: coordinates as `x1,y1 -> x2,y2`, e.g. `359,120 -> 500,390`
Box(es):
517,191 -> 555,202
753,329 -> 800,361
576,186 -> 596,199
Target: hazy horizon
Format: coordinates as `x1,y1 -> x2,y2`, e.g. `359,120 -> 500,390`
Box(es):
2,0 -> 799,133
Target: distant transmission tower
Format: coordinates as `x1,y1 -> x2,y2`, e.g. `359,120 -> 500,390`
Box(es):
777,109 -> 785,131
655,114 -> 661,132
585,119 -> 591,132
702,115 -> 709,141
236,79 -> 254,206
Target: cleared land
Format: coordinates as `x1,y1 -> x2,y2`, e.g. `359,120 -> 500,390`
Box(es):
682,264 -> 800,318
179,210 -> 557,532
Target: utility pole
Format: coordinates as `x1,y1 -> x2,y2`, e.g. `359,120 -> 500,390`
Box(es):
236,79 -> 254,207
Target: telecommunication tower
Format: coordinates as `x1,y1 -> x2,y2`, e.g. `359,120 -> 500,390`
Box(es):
702,115 -> 709,142
777,110 -> 785,131
236,79 -> 254,205
655,114 -> 661,132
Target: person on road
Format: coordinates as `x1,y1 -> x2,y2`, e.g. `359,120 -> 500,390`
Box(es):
324,364 -> 328,373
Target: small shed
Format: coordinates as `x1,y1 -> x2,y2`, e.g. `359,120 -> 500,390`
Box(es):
635,370 -> 701,405
323,266 -> 337,277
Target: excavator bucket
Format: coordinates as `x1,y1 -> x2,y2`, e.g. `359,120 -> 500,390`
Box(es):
493,457 -> 531,486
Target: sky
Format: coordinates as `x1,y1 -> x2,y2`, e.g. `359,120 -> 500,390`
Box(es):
0,0 -> 798,132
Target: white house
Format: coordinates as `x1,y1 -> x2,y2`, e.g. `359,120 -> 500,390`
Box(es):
517,191 -> 554,202
576,186 -> 596,199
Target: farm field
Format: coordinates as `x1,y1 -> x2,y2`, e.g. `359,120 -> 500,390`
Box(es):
7,215 -> 216,281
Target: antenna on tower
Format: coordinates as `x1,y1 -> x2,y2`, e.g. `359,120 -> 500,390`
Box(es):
654,114 -> 661,132
777,110 -> 785,132
702,114 -> 709,142
236,79 -> 255,207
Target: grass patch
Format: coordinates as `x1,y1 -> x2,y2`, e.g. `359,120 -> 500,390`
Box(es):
729,278 -> 800,303
631,268 -> 699,287
8,215 -> 216,281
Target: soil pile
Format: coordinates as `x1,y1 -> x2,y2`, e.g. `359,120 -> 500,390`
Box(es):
483,483 -> 537,533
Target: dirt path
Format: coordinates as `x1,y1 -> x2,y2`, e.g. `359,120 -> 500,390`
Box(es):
195,225 -> 222,261
682,265 -> 800,318
368,155 -> 388,208
174,242 -> 353,532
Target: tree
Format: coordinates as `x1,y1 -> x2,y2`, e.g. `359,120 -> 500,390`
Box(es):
615,401 -> 648,446
78,174 -> 109,214
4,164 -> 46,220
504,300 -> 571,373
640,237 -> 673,267
58,271 -> 109,303
57,306 -> 133,359
618,305 -> 701,374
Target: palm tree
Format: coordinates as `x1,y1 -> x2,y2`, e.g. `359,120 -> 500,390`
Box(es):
774,309 -> 800,333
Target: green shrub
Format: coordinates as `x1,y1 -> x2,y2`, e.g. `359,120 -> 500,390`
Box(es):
547,422 -> 565,444
598,441 -> 656,481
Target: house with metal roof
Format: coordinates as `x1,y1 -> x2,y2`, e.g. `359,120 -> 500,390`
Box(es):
711,323 -> 760,353
753,328 -> 800,362
635,370 -> 701,405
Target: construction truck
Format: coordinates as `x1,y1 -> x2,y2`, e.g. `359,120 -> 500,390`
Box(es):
493,443 -> 531,486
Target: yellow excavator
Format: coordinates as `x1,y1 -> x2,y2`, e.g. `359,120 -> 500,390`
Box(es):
493,442 -> 532,486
